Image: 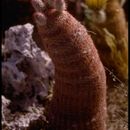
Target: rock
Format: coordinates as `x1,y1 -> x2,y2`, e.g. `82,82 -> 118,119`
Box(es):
2,95 -> 46,130
2,23 -> 54,112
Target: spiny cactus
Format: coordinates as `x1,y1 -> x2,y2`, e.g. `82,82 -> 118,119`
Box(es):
31,0 -> 107,130
85,0 -> 108,11
84,0 -> 107,23
84,0 -> 128,82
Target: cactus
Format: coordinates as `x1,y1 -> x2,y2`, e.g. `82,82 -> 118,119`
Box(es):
85,0 -> 108,11
84,0 -> 128,82
31,0 -> 107,129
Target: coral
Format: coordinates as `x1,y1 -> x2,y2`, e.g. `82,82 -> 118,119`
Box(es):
31,0 -> 107,130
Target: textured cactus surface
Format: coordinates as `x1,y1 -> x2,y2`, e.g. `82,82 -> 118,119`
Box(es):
31,0 -> 107,130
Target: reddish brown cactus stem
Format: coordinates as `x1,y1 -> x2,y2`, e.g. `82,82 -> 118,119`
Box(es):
31,0 -> 107,130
